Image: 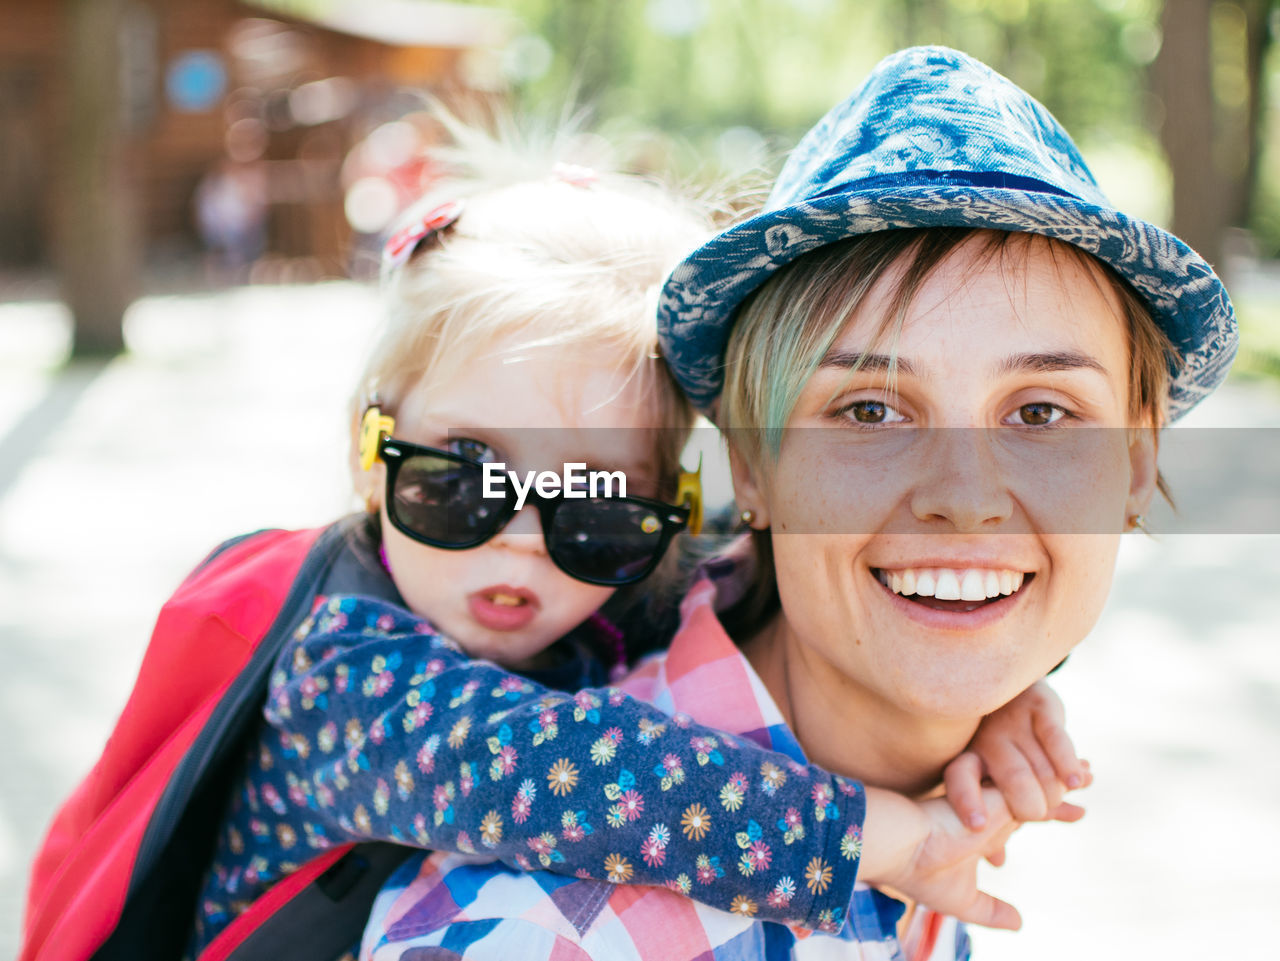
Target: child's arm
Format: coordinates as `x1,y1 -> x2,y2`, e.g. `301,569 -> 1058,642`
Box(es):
264,595 -> 863,929
942,678 -> 1092,828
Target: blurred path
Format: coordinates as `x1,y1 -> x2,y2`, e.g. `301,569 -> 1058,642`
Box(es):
2,283 -> 1278,957
0,283 -> 379,954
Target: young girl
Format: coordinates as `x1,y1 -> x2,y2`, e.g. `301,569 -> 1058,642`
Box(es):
22,122 -> 1084,961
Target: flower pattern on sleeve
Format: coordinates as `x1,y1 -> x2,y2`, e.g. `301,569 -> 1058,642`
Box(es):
191,594 -> 865,953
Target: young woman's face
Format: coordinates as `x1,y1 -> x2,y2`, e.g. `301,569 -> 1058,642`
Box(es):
369,338 -> 666,668
733,235 -> 1158,722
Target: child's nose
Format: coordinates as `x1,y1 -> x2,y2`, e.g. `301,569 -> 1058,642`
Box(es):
490,505 -> 548,554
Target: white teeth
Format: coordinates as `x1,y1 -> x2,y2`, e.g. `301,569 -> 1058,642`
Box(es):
877,567 -> 1028,601
935,570 -> 962,600
984,570 -> 1001,598
959,570 -> 987,602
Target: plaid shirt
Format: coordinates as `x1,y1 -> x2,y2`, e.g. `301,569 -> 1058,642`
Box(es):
361,576 -> 970,960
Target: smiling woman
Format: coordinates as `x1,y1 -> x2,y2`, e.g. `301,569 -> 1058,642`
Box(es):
723,227 -> 1163,794
649,44 -> 1236,953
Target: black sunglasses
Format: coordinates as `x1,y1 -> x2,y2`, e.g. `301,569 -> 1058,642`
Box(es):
360,409 -> 701,587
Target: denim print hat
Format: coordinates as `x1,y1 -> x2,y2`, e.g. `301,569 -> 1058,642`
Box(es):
657,46 -> 1238,420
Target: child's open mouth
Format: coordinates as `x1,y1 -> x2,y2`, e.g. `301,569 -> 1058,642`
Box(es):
469,585 -> 540,631
874,567 -> 1033,613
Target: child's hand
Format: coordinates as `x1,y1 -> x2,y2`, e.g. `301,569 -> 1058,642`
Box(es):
859,786 -> 1025,930
944,679 -> 1092,829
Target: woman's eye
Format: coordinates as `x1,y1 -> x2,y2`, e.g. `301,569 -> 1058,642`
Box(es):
843,399 -> 905,424
445,437 -> 499,463
1012,403 -> 1066,426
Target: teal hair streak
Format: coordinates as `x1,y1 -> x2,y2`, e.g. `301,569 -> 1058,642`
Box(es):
761,312 -> 846,462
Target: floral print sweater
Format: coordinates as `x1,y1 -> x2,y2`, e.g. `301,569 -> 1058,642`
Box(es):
190,528 -> 865,955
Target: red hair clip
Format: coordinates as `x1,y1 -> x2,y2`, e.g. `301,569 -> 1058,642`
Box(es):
552,162 -> 598,188
383,200 -> 464,270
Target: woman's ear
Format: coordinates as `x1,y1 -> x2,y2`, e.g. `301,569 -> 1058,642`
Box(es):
1125,427 -> 1160,522
727,443 -> 770,529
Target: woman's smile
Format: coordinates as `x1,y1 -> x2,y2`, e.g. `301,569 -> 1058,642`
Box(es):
870,563 -> 1036,629
875,566 -> 1028,602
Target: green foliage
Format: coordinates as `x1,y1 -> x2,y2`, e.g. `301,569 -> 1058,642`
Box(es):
1234,295 -> 1280,380
480,0 -> 1164,170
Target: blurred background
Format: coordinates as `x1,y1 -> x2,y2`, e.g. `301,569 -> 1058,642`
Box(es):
3,0 -> 1280,355
1,1 -> 1278,958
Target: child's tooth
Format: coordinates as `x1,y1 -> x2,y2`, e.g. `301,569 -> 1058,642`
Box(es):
934,569 -> 961,600
915,570 -> 937,597
984,570 -> 1001,598
959,570 -> 986,602
901,569 -> 916,595
1000,570 -> 1014,595
492,593 -> 522,606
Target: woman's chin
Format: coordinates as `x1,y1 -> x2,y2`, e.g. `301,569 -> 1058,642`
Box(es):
918,687 -> 1023,724
879,646 -> 1038,723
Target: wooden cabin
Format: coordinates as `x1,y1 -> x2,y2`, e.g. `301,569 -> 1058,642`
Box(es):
0,0 -> 511,279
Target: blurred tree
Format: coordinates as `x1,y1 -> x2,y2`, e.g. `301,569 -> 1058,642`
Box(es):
55,0 -> 141,356
1154,0 -> 1275,268
1234,0 -> 1275,226
1153,0 -> 1222,265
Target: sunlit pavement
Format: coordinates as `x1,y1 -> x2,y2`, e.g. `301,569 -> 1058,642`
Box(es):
2,282 -> 1278,958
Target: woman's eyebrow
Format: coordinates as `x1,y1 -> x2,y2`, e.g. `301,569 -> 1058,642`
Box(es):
818,350 -> 918,377
995,350 -> 1108,376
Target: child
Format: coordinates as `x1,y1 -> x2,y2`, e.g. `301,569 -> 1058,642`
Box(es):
25,122 -> 1084,961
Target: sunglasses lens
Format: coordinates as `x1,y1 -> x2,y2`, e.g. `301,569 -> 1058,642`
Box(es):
549,499 -> 672,585
390,453 -> 502,547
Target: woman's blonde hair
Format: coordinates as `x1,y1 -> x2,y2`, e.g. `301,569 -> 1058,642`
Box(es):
352,115 -> 715,504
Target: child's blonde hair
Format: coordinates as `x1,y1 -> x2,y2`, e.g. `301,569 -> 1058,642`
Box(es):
352,115 -> 715,507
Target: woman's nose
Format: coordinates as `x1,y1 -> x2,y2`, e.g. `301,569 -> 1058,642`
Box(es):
908,428 -> 1015,530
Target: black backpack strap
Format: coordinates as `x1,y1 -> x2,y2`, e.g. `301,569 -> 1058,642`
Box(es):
219,844 -> 416,961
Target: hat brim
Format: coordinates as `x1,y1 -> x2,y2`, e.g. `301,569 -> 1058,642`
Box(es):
658,184 -> 1238,421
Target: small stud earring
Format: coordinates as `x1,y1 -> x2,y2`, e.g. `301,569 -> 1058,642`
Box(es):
740,509 -> 755,526
1128,513 -> 1147,532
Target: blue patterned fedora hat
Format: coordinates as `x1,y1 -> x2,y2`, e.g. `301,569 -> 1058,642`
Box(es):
658,45 -> 1237,420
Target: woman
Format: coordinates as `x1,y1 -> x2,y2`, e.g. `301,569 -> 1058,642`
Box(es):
360,46 -> 1236,960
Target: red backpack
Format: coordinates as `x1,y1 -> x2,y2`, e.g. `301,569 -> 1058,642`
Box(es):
20,521 -> 410,961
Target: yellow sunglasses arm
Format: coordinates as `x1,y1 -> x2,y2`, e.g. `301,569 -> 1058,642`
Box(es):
676,456 -> 703,537
358,406 -> 397,472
